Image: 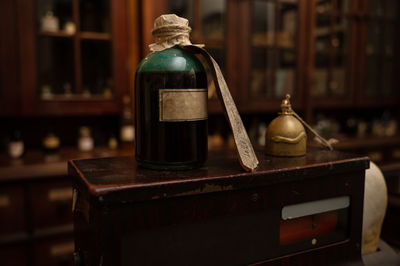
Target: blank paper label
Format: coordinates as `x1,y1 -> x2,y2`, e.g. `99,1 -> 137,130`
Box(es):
159,89 -> 207,122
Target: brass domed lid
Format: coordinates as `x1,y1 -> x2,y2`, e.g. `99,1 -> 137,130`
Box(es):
265,94 -> 307,157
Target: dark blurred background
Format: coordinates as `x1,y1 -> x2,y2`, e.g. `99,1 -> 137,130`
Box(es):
0,0 -> 399,265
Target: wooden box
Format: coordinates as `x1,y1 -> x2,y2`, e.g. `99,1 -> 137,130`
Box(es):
69,149 -> 369,266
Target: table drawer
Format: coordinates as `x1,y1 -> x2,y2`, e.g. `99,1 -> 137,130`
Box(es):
34,236 -> 74,266
0,186 -> 26,236
30,180 -> 73,230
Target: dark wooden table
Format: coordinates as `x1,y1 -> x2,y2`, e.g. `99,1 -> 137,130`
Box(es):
69,149 -> 369,266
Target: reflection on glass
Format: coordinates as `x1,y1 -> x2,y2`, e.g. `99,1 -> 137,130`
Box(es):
333,18 -> 350,53
277,51 -> 295,97
314,40 -> 329,98
201,0 -> 225,39
81,40 -> 112,96
312,69 -> 328,96
382,60 -> 393,97
315,35 -> 330,52
337,0 -> 351,13
331,68 -> 345,96
365,55 -> 379,97
311,68 -> 328,97
384,25 -> 394,57
251,49 -> 274,98
37,37 -> 74,96
80,0 -> 110,32
36,0 -> 72,32
386,0 -> 397,18
366,22 -> 381,55
252,1 -> 275,46
368,0 -> 384,17
278,3 -> 297,49
169,0 -> 195,29
316,0 -> 332,15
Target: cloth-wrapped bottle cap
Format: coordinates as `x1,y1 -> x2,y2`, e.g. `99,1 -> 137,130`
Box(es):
150,14 -> 200,52
152,14 -> 191,34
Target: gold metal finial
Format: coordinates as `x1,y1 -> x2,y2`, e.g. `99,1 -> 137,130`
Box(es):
265,94 -> 307,157
280,94 -> 292,115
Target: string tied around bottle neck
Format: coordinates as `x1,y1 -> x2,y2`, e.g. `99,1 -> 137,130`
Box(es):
149,14 -> 204,52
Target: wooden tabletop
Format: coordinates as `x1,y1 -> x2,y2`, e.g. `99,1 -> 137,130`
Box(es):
69,148 -> 369,203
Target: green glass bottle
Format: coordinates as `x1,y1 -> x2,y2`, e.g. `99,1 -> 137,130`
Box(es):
135,46 -> 208,170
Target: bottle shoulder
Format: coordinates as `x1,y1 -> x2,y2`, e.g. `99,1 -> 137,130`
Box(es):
136,46 -> 205,73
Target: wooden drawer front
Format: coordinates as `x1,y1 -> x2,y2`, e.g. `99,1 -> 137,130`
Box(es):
31,180 -> 73,230
0,245 -> 28,266
34,236 -> 74,266
0,186 -> 25,236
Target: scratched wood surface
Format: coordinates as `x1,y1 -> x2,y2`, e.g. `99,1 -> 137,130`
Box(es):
68,149 -> 369,203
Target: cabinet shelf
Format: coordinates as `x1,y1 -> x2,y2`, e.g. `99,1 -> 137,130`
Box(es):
80,32 -> 112,41
40,94 -> 114,102
37,31 -> 74,38
252,44 -> 296,52
0,145 -> 133,182
331,135 -> 400,150
37,31 -> 112,41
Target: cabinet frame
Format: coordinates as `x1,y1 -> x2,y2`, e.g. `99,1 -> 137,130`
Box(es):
17,0 -> 129,116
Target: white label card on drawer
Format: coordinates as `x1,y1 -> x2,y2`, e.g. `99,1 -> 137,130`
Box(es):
282,196 -> 350,220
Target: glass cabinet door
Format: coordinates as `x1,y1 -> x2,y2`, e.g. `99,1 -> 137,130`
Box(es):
311,0 -> 354,101
362,0 -> 398,101
36,0 -> 113,100
250,0 -> 299,100
167,0 -> 227,106
168,0 -> 226,72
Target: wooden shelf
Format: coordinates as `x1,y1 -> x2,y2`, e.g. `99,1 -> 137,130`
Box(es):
40,94 -> 114,102
37,31 -> 112,41
380,162 -> 400,176
80,31 -> 111,41
33,224 -> 74,239
331,135 -> 400,150
252,44 -> 297,52
0,232 -> 29,246
37,30 -> 74,38
0,145 -> 133,182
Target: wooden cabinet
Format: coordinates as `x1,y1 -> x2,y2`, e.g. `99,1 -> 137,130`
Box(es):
16,0 -> 129,116
0,146 -> 133,265
140,0 -> 400,116
30,180 -> 73,230
0,186 -> 26,236
0,0 -> 20,116
308,0 -> 358,107
141,0 -> 307,113
141,0 -> 234,114
33,236 -> 74,266
308,0 -> 400,109
238,0 -> 307,112
358,0 -> 399,106
0,177 -> 74,266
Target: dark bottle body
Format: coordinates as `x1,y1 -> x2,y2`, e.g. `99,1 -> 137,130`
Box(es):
135,47 -> 208,170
